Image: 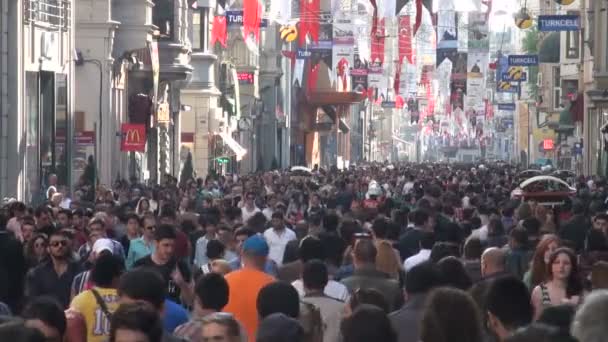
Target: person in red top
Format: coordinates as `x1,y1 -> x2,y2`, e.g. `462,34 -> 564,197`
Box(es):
223,235 -> 275,342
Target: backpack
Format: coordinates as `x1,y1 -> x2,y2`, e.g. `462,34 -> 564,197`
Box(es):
299,300 -> 323,342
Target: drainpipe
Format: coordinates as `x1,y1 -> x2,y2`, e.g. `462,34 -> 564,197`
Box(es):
0,0 -> 8,197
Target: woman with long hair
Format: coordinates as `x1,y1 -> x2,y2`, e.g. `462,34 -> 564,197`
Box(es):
135,197 -> 152,217
375,240 -> 404,286
524,234 -> 561,289
531,247 -> 583,320
420,287 -> 484,342
25,233 -> 49,268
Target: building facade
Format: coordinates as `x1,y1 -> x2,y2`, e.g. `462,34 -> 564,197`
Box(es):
1,0 -> 75,202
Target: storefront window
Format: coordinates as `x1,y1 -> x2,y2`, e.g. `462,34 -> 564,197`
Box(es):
55,74 -> 68,187
40,71 -> 55,190
25,72 -> 40,203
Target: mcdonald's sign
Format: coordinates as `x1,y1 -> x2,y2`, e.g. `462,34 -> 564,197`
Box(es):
120,123 -> 146,152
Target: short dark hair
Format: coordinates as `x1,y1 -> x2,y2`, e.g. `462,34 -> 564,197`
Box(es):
22,296 -> 67,338
405,262 -> 443,294
118,269 -> 166,310
49,229 -> 71,241
486,276 -> 533,330
411,210 -> 430,226
194,273 -> 229,311
57,209 -> 72,220
0,322 -> 46,342
349,288 -> 389,314
153,224 -> 176,241
353,239 -> 377,264
371,218 -> 389,239
271,211 -> 284,220
594,213 -> 608,222
125,214 -> 141,226
302,259 -> 328,290
206,239 -> 226,260
91,254 -> 125,288
299,236 -> 324,262
463,237 -> 483,259
341,304 -> 397,342
109,302 -> 163,342
420,231 -> 436,250
257,282 -> 300,319
234,227 -> 255,238
510,227 -> 529,247
323,213 -> 340,232
436,256 -> 473,290
34,205 -> 51,218
159,205 -> 177,221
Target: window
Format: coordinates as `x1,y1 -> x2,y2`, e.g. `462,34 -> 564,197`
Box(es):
553,66 -> 561,110
24,0 -> 71,30
566,30 -> 579,59
192,8 -> 209,51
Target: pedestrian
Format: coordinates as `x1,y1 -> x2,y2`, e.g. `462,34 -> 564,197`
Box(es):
125,214 -> 156,269
485,276 -> 533,341
109,302 -> 163,342
341,304 -> 397,342
256,313 -> 304,342
523,234 -> 561,290
21,296 -> 67,342
264,212 -> 297,266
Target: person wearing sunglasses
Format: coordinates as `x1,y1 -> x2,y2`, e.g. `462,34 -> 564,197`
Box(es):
26,230 -> 83,309
126,215 -> 156,270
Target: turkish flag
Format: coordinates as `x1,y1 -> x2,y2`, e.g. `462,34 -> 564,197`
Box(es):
398,16 -> 413,64
307,62 -> 320,93
371,18 -> 385,65
211,16 -> 227,47
394,63 -> 402,94
243,0 -> 262,42
414,0 -> 423,36
299,0 -> 320,46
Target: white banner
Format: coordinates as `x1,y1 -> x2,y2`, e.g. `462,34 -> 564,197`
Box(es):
333,18 -> 355,69
294,59 -> 305,86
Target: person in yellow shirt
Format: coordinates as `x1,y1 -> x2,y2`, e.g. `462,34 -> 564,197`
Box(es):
70,253 -> 124,342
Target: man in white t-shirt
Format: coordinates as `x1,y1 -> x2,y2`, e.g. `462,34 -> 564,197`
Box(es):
403,231 -> 434,273
241,192 -> 261,223
263,212 -> 296,266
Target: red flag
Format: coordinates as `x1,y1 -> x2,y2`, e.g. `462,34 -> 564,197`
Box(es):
307,62 -> 320,93
337,58 -> 349,90
371,18 -> 385,65
211,16 -> 227,47
414,0 -> 423,36
394,63 -> 402,94
398,16 -> 413,64
299,0 -> 320,46
396,95 -> 405,108
243,0 -> 262,42
281,50 -> 296,69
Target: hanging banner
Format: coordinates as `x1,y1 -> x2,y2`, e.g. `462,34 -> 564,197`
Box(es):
293,49 -> 310,86
268,0 -> 292,24
398,16 -> 413,64
465,77 -> 485,113
437,11 -> 457,49
352,53 -> 369,93
333,17 -> 355,68
508,54 -> 539,66
299,0 -> 321,46
368,65 -> 386,100
498,103 -> 516,111
437,59 -> 453,103
468,12 -> 489,51
354,15 -> 371,63
451,52 -> 468,79
242,0 -> 262,42
121,124 -> 147,152
451,78 -> 466,110
538,15 -> 580,32
457,12 -> 468,52
309,12 -> 333,50
467,52 -> 488,79
371,18 -> 386,66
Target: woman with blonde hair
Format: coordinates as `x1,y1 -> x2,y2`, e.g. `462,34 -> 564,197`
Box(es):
375,240 -> 404,286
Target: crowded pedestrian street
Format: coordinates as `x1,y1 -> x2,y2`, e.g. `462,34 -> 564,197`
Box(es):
1,0 -> 608,340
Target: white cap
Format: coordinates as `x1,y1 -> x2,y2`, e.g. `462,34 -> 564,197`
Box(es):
92,238 -> 114,255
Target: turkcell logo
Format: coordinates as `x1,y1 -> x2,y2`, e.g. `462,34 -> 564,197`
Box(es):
297,50 -> 312,59
226,10 -> 268,27
508,55 -> 538,66
538,15 -> 580,32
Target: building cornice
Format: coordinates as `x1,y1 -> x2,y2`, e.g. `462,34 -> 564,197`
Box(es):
76,20 -> 120,30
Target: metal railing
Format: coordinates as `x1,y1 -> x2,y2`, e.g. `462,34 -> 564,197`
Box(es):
24,0 -> 71,31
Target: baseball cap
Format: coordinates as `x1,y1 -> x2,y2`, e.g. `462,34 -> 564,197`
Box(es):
92,238 -> 114,255
242,235 -> 269,257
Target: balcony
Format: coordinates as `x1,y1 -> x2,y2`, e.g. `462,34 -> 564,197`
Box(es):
153,0 -> 192,82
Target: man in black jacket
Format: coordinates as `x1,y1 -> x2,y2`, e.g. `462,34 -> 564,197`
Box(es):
0,211 -> 27,313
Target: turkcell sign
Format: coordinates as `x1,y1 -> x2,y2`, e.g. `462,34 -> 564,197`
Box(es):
498,103 -> 516,111
508,55 -> 538,66
502,72 -> 527,82
538,15 -> 580,32
296,49 -> 312,59
226,10 -> 268,27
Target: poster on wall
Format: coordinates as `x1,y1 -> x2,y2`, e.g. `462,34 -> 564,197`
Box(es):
467,52 -> 488,78
333,17 -> 355,68
465,77 -> 486,112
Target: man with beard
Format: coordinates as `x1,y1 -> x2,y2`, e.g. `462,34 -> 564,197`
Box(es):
26,230 -> 83,308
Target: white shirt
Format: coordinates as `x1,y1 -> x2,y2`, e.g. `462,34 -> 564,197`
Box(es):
470,225 -> 488,242
263,227 -> 296,266
292,279 -> 350,302
241,206 -> 261,223
262,208 -> 274,221
402,181 -> 415,194
404,249 -> 431,272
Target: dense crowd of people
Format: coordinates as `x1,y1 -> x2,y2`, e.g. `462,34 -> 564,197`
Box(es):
1,163 -> 608,342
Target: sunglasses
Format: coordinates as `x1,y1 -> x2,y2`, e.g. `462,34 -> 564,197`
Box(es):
145,225 -> 156,231
50,240 -> 68,247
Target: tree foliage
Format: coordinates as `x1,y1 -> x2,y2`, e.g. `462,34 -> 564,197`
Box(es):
522,27 -> 540,98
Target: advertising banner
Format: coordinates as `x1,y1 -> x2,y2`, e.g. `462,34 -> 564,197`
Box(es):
333,17 -> 354,68
508,55 -> 539,66
538,15 -> 580,32
437,11 -> 457,49
468,12 -> 489,51
467,52 -> 488,79
498,103 -> 516,111
121,124 -> 147,152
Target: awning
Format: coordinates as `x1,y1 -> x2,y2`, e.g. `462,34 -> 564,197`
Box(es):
539,32 -> 560,63
307,92 -> 366,106
216,132 -> 247,161
339,119 -> 350,133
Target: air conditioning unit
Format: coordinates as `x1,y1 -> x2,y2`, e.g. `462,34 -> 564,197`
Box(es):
537,72 -> 543,87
